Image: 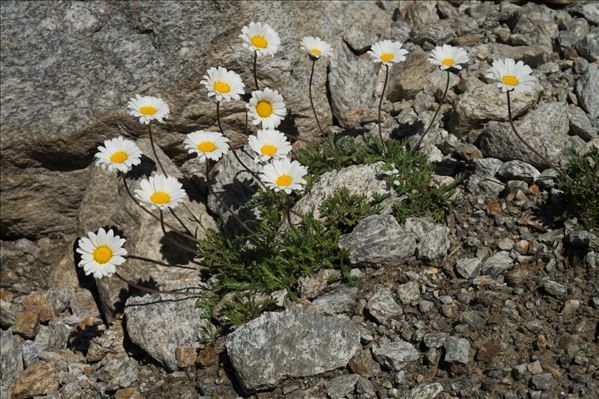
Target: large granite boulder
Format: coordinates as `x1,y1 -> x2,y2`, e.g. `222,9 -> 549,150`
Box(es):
1,1 -> 393,240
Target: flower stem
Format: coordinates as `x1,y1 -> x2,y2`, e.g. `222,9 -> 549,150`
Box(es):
309,58 -> 323,135
378,64 -> 389,156
506,90 -> 556,170
158,210 -> 200,256
168,207 -> 194,237
148,124 -> 167,176
115,272 -> 204,297
253,52 -> 259,90
147,124 -> 202,225
414,70 -> 450,151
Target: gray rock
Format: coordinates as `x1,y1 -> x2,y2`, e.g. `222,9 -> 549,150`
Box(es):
23,323 -> 70,368
94,352 -> 139,391
355,376 -> 376,399
292,164 -> 387,225
497,160 -> 540,184
459,311 -> 486,331
576,63 -> 599,121
339,215 -> 417,266
405,218 -> 450,260
481,251 -> 514,277
124,287 -> 214,371
389,49 -> 458,102
467,158 -> 506,196
455,258 -> 482,279
325,374 -> 359,399
69,288 -> 101,319
530,372 -> 554,391
0,300 -> 16,329
478,102 -> 572,168
573,57 -> 589,74
329,42 -> 378,127
443,336 -> 471,365
423,332 -> 448,349
0,329 -> 24,399
577,3 -> 599,25
366,286 -> 402,325
536,168 -> 560,189
409,382 -> 444,399
542,280 -> 567,298
476,43 -> 549,67
575,27 -> 599,62
451,83 -> 540,135
226,305 -> 360,392
311,286 -> 358,316
78,139 -> 215,321
568,105 -> 597,141
44,287 -> 75,315
511,4 -> 557,53
396,281 -> 420,306
558,18 -> 589,49
372,337 -> 420,371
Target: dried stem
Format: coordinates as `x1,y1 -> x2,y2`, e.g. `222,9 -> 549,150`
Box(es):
253,52 -> 259,90
378,64 -> 390,156
414,70 -> 450,151
148,124 -> 167,175
147,123 -> 203,225
309,58 -> 323,135
115,272 -> 203,297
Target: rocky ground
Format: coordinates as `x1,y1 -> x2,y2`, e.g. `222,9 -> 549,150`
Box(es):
1,1 -> 599,399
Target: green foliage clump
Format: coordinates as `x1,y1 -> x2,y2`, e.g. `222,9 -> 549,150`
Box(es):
297,134 -> 458,222
198,135 -> 460,328
556,149 -> 599,231
198,187 -> 380,327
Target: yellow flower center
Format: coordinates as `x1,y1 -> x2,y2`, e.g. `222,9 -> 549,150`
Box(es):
501,75 -> 519,86
92,245 -> 113,264
441,57 -> 455,66
150,191 -> 171,204
139,105 -> 157,115
380,53 -> 394,62
310,48 -> 321,56
260,144 -> 277,156
250,35 -> 268,49
213,81 -> 231,93
276,175 -> 292,187
197,141 -> 217,153
110,151 -> 128,164
256,100 -> 273,118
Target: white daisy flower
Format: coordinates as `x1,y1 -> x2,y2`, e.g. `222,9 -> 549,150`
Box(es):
184,131 -> 230,163
134,174 -> 187,210
300,36 -> 333,59
485,58 -> 537,92
428,44 -> 469,71
248,129 -> 292,163
247,88 -> 287,129
259,158 -> 308,194
76,228 -> 127,279
200,67 -> 245,102
127,95 -> 170,124
367,40 -> 409,66
94,137 -> 143,174
240,21 -> 281,57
